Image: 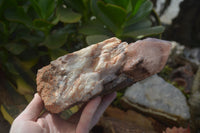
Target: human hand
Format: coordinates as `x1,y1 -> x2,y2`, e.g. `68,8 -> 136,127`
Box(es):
10,92 -> 116,133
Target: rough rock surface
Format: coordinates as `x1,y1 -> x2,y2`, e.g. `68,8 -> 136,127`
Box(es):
37,37 -> 171,113
124,75 -> 190,122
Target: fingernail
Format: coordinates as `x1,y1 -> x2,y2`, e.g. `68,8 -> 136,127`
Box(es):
34,93 -> 38,98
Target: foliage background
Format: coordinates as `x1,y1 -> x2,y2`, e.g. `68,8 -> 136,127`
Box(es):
0,0 -> 164,127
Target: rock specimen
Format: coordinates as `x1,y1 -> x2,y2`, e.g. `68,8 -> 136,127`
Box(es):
123,75 -> 190,125
37,37 -> 171,113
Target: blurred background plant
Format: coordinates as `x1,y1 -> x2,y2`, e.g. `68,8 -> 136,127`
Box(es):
0,0 -> 164,128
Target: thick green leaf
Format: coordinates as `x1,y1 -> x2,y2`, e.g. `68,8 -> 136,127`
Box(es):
98,2 -> 126,30
38,0 -> 55,19
43,30 -> 68,49
30,0 -> 55,19
49,48 -> 68,60
131,0 -> 145,17
64,0 -> 85,13
16,77 -> 34,102
63,0 -> 90,19
122,26 -> 165,38
104,0 -> 130,10
57,7 -> 81,23
51,16 -> 59,25
91,0 -> 117,33
33,19 -> 52,33
126,0 -> 153,26
86,35 -> 110,45
123,19 -> 151,33
4,43 -> 26,55
4,7 -> 32,27
29,0 -> 42,18
79,20 -> 112,36
80,25 -> 111,36
103,0 -> 115,4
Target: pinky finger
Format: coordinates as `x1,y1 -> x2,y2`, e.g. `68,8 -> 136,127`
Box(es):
76,96 -> 102,133
90,92 -> 116,128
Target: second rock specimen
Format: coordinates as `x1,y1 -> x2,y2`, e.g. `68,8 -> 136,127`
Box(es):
37,37 -> 171,113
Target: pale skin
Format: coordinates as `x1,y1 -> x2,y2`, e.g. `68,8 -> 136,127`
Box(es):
10,92 -> 116,133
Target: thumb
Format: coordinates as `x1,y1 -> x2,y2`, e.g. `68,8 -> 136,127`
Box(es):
18,93 -> 44,121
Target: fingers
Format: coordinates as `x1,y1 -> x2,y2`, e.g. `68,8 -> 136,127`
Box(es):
90,92 -> 116,128
76,92 -> 116,133
76,96 -> 102,133
18,93 -> 44,121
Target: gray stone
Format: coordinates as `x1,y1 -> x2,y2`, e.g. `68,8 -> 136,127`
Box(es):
184,48 -> 200,65
124,74 -> 190,120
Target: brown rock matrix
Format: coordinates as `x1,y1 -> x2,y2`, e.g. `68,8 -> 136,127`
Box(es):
37,37 -> 171,113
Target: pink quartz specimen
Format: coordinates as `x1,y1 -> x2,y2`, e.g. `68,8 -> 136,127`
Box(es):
36,37 -> 171,113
